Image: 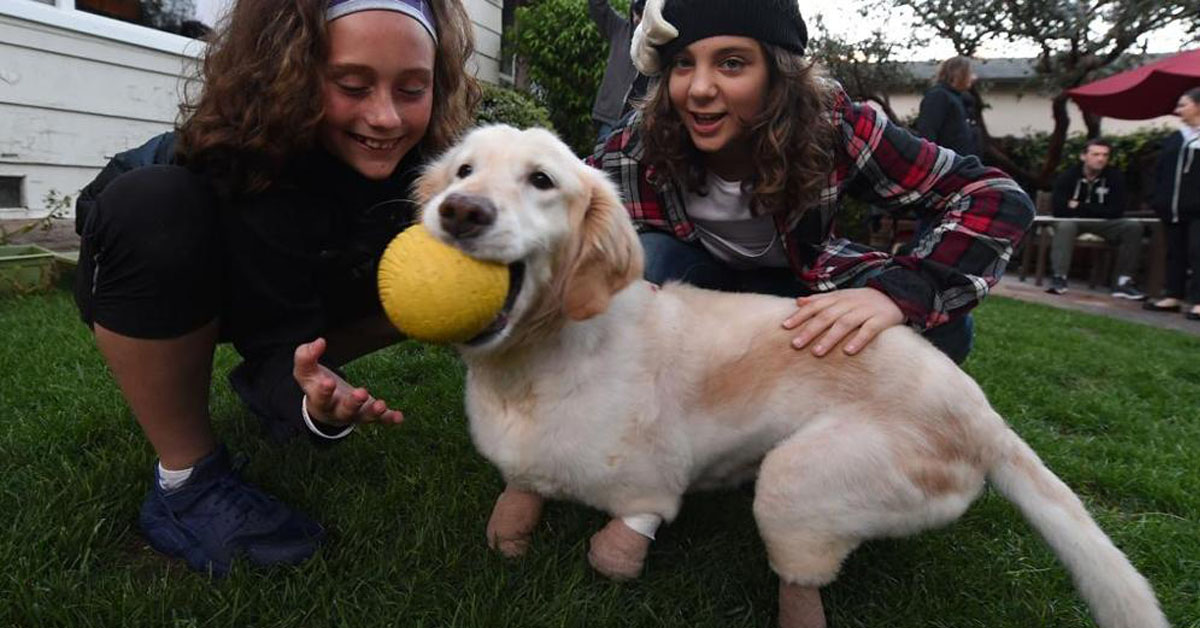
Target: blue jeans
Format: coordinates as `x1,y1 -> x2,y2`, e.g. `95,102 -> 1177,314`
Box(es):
595,121 -> 617,146
640,232 -> 974,363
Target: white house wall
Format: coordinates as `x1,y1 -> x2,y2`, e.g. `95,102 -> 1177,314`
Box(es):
468,0 -> 502,83
0,0 -> 503,218
888,91 -> 1177,138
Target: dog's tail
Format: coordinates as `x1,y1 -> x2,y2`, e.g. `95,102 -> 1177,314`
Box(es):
986,426 -> 1169,628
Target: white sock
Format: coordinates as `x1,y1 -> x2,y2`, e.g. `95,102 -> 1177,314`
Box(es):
1117,275 -> 1133,286
157,462 -> 194,491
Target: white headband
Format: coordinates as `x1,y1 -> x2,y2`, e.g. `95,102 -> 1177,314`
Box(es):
326,0 -> 438,43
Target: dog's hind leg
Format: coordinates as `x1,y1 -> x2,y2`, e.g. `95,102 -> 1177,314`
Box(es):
486,485 -> 544,557
753,417 -> 984,628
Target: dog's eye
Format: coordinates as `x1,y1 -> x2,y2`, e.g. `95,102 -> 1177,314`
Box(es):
457,164 -> 473,178
528,171 -> 555,190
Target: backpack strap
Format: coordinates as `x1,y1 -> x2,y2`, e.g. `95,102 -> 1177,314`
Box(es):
74,131 -> 177,236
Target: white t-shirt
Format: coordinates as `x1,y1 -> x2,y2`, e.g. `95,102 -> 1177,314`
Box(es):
685,173 -> 790,269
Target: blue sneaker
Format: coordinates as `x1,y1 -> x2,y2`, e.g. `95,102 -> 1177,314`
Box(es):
139,446 -> 324,576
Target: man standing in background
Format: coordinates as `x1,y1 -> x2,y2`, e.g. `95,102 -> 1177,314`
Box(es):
588,0 -> 646,144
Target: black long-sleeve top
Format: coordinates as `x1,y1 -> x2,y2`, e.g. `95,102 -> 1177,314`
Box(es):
1151,130 -> 1200,224
1050,164 -> 1128,219
221,149 -> 420,440
914,82 -> 978,158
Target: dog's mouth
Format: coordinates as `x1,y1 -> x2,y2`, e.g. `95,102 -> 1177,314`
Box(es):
464,261 -> 525,346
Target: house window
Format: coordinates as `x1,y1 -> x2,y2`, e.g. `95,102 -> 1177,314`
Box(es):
75,0 -> 215,39
499,0 -> 529,84
0,177 -> 23,208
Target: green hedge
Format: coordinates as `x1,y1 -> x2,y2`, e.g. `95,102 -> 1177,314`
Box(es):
475,83 -> 555,131
989,127 -> 1175,204
513,0 -> 629,155
991,127 -> 1175,178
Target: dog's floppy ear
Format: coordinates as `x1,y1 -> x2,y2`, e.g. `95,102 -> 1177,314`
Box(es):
561,167 -> 645,321
413,149 -> 457,205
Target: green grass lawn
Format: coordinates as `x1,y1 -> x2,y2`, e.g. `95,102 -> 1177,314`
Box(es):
1,288 -> 1197,627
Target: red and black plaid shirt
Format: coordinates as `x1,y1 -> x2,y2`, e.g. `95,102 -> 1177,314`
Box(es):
586,88 -> 1034,330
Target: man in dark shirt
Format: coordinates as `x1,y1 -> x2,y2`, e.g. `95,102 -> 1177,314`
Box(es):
1046,139 -> 1146,299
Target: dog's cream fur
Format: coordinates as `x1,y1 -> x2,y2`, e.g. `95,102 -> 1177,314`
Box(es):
413,125 -> 1168,628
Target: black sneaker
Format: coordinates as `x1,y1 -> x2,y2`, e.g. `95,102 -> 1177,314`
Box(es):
1045,276 -> 1068,295
138,446 -> 324,576
1111,281 -> 1146,300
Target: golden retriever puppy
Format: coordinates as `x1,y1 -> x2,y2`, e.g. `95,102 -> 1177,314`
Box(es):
411,125 -> 1168,628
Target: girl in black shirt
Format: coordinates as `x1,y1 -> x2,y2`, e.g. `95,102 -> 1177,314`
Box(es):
75,0 -> 480,575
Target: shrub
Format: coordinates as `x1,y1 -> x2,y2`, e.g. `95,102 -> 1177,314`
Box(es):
475,83 -> 555,131
990,127 -> 1175,206
512,0 -> 629,155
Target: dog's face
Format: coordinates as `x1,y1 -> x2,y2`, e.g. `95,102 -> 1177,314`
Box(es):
415,125 -> 643,350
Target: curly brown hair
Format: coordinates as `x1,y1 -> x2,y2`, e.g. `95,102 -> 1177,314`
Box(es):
640,43 -> 836,219
177,0 -> 481,195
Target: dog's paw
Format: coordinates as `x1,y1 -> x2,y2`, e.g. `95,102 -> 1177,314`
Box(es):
587,519 -> 651,580
489,534 -> 533,558
485,488 -> 544,558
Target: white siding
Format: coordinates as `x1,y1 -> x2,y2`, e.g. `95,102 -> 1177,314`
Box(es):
467,0 -> 503,87
0,0 -> 503,218
888,90 -> 1178,138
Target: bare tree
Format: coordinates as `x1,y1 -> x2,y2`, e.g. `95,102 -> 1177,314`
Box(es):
808,15 -> 919,123
886,0 -> 1195,189
141,0 -> 197,34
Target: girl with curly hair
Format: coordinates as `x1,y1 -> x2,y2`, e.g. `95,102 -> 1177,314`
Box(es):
589,0 -> 1033,370
73,0 -> 479,575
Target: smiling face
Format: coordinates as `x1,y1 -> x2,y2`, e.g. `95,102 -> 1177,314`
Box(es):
318,11 -> 436,180
667,35 -> 770,179
1176,94 -> 1200,127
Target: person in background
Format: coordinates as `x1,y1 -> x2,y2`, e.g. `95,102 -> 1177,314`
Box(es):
1044,139 -> 1146,299
73,0 -> 479,575
1144,87 -> 1200,320
914,56 -> 979,158
588,0 -> 648,143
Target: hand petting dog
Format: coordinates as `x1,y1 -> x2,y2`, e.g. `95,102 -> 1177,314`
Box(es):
783,288 -> 905,357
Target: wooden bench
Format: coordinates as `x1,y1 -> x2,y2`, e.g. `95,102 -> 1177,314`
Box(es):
1017,210 -> 1163,295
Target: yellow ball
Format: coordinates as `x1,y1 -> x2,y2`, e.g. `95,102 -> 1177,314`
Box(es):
377,224 -> 510,344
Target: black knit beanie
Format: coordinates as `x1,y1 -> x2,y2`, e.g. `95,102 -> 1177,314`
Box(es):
656,0 -> 807,63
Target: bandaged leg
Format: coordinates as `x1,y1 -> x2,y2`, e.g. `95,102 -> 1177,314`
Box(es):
778,581 -> 826,628
485,485 -> 544,557
587,514 -> 659,580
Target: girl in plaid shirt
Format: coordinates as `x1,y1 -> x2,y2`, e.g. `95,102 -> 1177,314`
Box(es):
589,0 -> 1033,364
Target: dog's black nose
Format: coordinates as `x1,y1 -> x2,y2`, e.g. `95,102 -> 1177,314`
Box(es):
438,193 -> 497,239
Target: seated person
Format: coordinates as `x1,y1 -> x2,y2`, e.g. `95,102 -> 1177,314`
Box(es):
1045,139 -> 1146,299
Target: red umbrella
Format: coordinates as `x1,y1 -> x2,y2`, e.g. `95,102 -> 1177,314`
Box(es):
1067,49 -> 1200,120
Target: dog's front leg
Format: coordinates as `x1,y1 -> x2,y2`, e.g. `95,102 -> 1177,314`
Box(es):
486,485 -> 544,557
778,582 -> 826,628
587,515 -> 658,580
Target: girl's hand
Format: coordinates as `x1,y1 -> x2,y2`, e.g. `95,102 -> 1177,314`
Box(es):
782,288 -> 905,357
293,338 -> 404,425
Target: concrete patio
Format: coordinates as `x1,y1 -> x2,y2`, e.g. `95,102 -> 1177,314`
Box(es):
995,273 -> 1200,337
